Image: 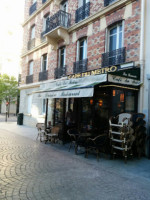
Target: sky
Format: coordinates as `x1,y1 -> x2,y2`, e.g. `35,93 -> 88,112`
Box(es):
0,0 -> 25,79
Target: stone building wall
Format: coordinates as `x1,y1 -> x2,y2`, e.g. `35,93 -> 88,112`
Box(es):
21,0 -> 142,127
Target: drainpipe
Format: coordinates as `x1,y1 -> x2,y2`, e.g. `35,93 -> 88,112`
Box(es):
147,74 -> 150,158
139,0 -> 145,112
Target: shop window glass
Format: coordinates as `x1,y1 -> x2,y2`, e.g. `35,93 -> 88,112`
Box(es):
125,91 -> 135,112
82,98 -> 93,131
112,89 -> 136,116
94,92 -> 109,132
112,89 -> 124,116
42,99 -> 46,114
55,99 -> 63,124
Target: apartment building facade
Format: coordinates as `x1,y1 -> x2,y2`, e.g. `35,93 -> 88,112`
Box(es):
20,0 -> 145,143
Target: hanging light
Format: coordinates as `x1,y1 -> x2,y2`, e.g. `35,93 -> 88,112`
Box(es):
120,93 -> 124,102
90,99 -> 93,105
113,90 -> 116,96
99,99 -> 103,107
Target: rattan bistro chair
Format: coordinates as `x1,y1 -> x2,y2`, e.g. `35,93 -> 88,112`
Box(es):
36,123 -> 45,142
85,134 -> 107,161
67,129 -> 79,152
45,126 -> 60,144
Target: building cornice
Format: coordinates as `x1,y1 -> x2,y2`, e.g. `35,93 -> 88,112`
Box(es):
19,83 -> 40,90
21,0 -> 136,58
21,40 -> 48,58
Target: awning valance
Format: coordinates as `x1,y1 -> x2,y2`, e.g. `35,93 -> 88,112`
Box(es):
34,74 -> 107,98
34,67 -> 141,99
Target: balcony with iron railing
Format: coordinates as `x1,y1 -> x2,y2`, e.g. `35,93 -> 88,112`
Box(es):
75,2 -> 90,23
73,59 -> 88,74
29,2 -> 37,15
101,47 -> 126,68
44,10 -> 71,49
54,66 -> 67,79
27,38 -> 35,50
26,75 -> 33,84
104,0 -> 116,7
39,70 -> 48,81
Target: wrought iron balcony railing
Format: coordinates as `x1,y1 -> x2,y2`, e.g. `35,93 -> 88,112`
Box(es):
39,70 -> 48,81
26,75 -> 33,84
29,2 -> 37,15
101,47 -> 126,68
45,10 -> 71,34
73,59 -> 88,74
54,66 -> 67,79
41,31 -> 46,42
104,0 -> 116,7
75,2 -> 90,23
27,38 -> 35,50
42,0 -> 47,4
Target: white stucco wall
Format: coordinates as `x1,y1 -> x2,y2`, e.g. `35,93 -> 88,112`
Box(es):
143,0 -> 150,124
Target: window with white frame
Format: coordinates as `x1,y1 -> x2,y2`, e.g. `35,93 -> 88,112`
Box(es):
78,0 -> 89,8
107,22 -> 123,52
61,0 -> 68,12
27,95 -> 32,114
29,60 -> 33,75
77,38 -> 87,61
31,25 -> 35,40
42,99 -> 46,114
41,54 -> 47,71
59,47 -> 66,67
43,13 -> 49,31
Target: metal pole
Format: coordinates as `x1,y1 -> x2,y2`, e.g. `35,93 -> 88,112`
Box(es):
44,99 -> 48,130
5,111 -> 7,122
147,75 -> 150,158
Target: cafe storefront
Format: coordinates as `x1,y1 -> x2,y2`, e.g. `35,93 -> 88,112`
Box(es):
34,64 -> 141,142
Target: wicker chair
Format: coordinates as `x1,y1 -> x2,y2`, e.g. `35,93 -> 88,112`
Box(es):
45,126 -> 60,144
85,134 -> 107,161
36,123 -> 45,142
67,129 -> 79,152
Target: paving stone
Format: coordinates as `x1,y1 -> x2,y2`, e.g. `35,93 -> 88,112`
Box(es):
0,122 -> 150,200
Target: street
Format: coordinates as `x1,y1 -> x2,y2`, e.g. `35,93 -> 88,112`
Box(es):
0,116 -> 150,199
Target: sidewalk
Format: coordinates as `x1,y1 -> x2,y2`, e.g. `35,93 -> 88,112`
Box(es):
0,114 -> 38,140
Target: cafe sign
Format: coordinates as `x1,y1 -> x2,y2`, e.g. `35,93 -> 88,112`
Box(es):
68,66 -> 118,79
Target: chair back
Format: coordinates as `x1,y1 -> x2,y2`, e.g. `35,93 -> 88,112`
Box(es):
117,113 -> 132,125
36,123 -> 45,130
51,126 -> 60,134
67,128 -> 79,135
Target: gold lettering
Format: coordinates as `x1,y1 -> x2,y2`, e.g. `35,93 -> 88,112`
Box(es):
110,66 -> 117,72
104,67 -> 110,73
95,69 -> 101,75
101,68 -> 105,74
91,70 -> 96,75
